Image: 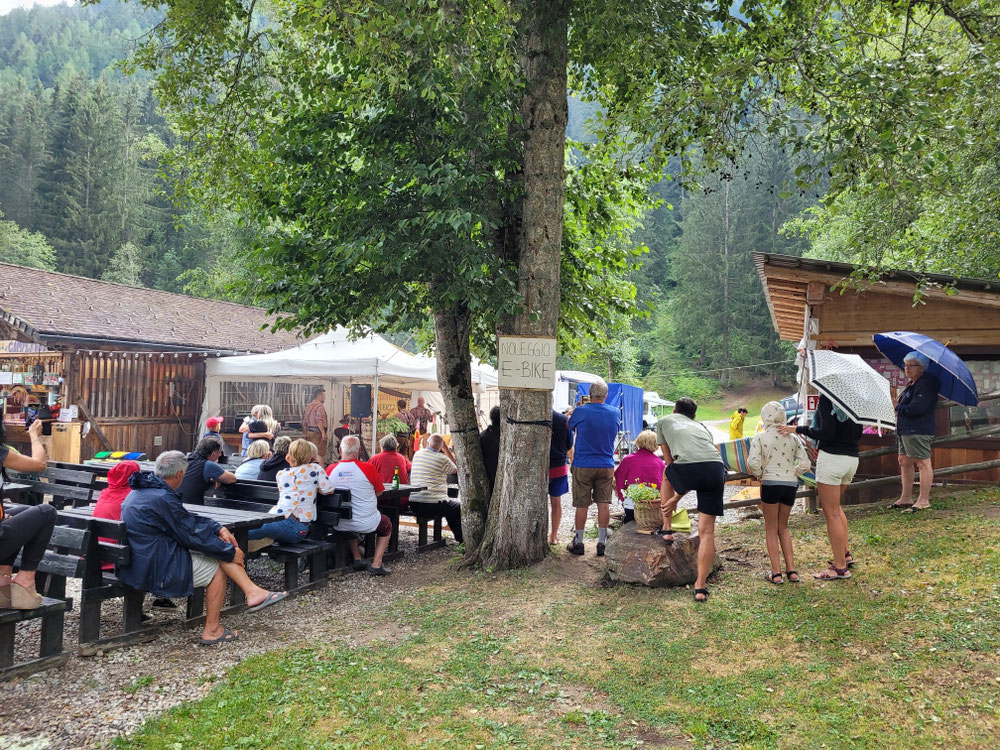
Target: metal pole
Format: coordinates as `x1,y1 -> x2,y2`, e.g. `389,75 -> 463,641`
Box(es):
371,362 -> 380,457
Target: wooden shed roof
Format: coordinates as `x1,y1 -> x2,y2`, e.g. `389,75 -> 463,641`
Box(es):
754,253 -> 1000,344
0,264 -> 303,353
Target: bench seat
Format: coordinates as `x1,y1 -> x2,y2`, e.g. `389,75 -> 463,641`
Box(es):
0,596 -> 72,680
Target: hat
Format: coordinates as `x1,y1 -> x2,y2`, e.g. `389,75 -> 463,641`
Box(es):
206,417 -> 223,430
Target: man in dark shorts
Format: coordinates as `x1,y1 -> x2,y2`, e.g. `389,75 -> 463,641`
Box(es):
655,397 -> 725,602
567,380 -> 618,556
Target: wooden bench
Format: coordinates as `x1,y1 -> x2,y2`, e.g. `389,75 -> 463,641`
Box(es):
1,509 -> 80,679
10,466 -> 99,509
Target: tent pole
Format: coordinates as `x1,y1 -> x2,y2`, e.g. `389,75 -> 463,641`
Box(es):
371,362 -> 380,456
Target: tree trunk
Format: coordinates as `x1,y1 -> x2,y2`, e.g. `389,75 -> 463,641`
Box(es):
720,180 -> 731,389
469,0 -> 568,570
433,304 -> 491,552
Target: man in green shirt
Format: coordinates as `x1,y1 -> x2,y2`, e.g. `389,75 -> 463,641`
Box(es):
655,397 -> 725,603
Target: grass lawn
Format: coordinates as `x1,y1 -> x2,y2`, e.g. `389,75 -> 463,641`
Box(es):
118,488 -> 1000,749
696,387 -> 789,425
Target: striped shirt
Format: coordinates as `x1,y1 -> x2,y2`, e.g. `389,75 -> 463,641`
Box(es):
409,448 -> 456,503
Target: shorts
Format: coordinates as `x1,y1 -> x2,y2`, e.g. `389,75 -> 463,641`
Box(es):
760,484 -> 797,507
375,513 -> 392,538
897,433 -> 933,460
815,450 -> 859,485
189,551 -> 221,588
548,475 -> 569,497
664,461 -> 726,516
571,466 -> 614,507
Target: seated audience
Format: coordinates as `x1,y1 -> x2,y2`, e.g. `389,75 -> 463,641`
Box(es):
0,419 -> 54,610
118,451 -> 287,644
327,435 -> 394,575
235,440 -> 271,480
181,435 -> 237,505
249,439 -> 336,545
371,434 -> 411,489
409,434 -> 463,543
256,435 -> 292,482
614,430 -> 665,525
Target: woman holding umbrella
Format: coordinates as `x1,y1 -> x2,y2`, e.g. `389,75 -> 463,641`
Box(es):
889,352 -> 941,512
780,395 -> 862,579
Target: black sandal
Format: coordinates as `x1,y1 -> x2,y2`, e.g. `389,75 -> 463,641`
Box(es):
786,570 -> 801,583
693,588 -> 709,602
765,571 -> 784,585
655,527 -> 674,545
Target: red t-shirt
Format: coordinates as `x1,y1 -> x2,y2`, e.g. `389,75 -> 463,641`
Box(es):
370,450 -> 411,485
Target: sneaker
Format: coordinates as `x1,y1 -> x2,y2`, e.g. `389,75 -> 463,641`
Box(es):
352,559 -> 369,572
596,542 -> 606,557
566,541 -> 585,556
151,597 -> 178,611
368,564 -> 391,576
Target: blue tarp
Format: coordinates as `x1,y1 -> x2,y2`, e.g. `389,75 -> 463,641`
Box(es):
575,382 -> 645,441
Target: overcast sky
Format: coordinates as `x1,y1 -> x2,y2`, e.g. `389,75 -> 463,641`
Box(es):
0,0 -> 71,15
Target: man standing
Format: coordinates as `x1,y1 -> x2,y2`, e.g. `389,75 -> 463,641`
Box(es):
303,388 -> 328,457
567,380 -> 618,557
409,434 -> 463,543
549,408 -> 573,545
119,451 -> 287,644
729,407 -> 749,440
479,406 -> 502,494
392,399 -> 416,458
409,396 -> 434,435
890,351 -> 941,512
656,397 -> 726,602
180,435 -> 237,505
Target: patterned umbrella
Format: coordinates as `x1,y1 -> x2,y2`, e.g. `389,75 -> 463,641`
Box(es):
807,349 -> 897,429
873,331 -> 978,406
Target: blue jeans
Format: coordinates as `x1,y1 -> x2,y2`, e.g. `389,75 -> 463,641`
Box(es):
248,517 -> 309,544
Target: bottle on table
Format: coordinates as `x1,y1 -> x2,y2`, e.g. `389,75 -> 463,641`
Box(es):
392,465 -> 400,490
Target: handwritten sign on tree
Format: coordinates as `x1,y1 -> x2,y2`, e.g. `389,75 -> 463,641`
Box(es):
497,336 -> 557,391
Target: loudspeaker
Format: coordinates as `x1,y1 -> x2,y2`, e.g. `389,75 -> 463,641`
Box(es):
350,384 -> 373,418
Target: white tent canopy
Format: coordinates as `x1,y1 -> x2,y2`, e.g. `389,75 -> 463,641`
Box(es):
201,328 -> 499,446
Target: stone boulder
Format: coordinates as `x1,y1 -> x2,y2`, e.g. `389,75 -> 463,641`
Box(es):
604,522 -> 720,587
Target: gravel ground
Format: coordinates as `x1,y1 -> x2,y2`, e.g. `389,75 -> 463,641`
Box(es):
2,482 -> 777,750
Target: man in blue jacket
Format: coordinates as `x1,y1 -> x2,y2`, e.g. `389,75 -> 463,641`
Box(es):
119,451 -> 287,645
891,351 -> 941,512
567,380 -> 619,556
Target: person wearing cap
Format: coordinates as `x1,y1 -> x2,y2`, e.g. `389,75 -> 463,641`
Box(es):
890,351 -> 941,512
205,417 -> 232,463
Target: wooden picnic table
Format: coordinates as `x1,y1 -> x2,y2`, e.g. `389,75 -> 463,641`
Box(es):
57,502 -> 275,609
378,484 -> 426,556
1,482 -> 31,503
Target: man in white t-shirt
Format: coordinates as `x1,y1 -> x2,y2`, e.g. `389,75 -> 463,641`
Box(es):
326,435 -> 393,575
408,434 -> 463,543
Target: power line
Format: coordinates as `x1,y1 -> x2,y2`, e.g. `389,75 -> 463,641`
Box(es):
660,358 -> 796,377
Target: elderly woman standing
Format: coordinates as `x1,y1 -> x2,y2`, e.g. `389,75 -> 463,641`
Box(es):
889,351 -> 941,512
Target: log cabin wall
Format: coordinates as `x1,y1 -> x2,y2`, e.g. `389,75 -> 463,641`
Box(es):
69,351 -> 205,459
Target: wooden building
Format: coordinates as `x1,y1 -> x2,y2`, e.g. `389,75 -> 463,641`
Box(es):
756,252 -> 1000,488
0,264 -> 301,460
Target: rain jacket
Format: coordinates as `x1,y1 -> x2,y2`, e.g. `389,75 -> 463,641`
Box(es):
729,411 -> 747,440
747,402 -> 810,484
118,472 -> 235,598
896,372 -> 941,436
93,461 -> 141,572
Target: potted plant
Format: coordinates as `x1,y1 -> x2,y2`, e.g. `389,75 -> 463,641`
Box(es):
624,482 -> 661,531
376,416 -> 410,442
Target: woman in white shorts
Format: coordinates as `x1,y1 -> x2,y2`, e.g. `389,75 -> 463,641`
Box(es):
780,394 -> 862,580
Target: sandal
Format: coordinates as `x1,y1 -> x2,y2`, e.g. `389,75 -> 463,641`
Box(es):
765,571 -> 784,585
200,626 -> 239,645
827,553 -> 855,568
813,566 -> 851,580
693,588 -> 709,602
902,504 -> 930,514
655,528 -> 674,545
786,570 -> 801,583
887,500 -> 914,510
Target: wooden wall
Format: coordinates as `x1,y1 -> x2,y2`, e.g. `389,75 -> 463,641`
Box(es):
67,352 -> 205,459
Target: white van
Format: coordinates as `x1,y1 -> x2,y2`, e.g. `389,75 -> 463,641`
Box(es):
642,392 -> 674,430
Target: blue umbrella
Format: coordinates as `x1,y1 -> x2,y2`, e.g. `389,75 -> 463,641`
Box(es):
873,331 -> 979,406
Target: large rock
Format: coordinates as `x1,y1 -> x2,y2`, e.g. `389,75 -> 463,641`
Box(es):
605,522 -> 720,587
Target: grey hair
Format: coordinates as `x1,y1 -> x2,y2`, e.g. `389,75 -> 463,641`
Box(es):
427,433 -> 444,450
155,450 -> 188,479
380,434 -> 398,451
589,379 -> 609,401
341,434 -> 361,457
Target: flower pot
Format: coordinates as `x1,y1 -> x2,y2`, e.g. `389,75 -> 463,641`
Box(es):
634,500 -> 662,531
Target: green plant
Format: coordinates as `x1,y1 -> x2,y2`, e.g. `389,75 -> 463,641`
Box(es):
376,416 -> 409,436
623,482 -> 659,507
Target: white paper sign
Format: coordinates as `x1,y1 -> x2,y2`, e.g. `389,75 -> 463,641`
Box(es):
497,336 -> 557,390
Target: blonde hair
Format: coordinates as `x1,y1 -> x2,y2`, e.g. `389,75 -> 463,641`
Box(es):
287,439 -> 316,466
256,404 -> 280,435
246,439 -> 271,460
634,430 -> 658,453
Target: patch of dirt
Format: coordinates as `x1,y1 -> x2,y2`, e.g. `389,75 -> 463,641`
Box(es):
635,724 -> 694,748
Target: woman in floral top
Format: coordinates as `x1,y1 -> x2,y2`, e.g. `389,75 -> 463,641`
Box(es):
248,439 -> 336,546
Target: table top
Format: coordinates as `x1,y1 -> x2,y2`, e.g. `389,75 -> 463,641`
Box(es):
57,502 -> 275,531
1,482 -> 31,498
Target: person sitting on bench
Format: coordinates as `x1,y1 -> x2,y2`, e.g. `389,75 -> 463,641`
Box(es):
117,451 -> 287,645
409,433 -> 463,543
327,435 -> 393,576
0,418 -> 54,610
